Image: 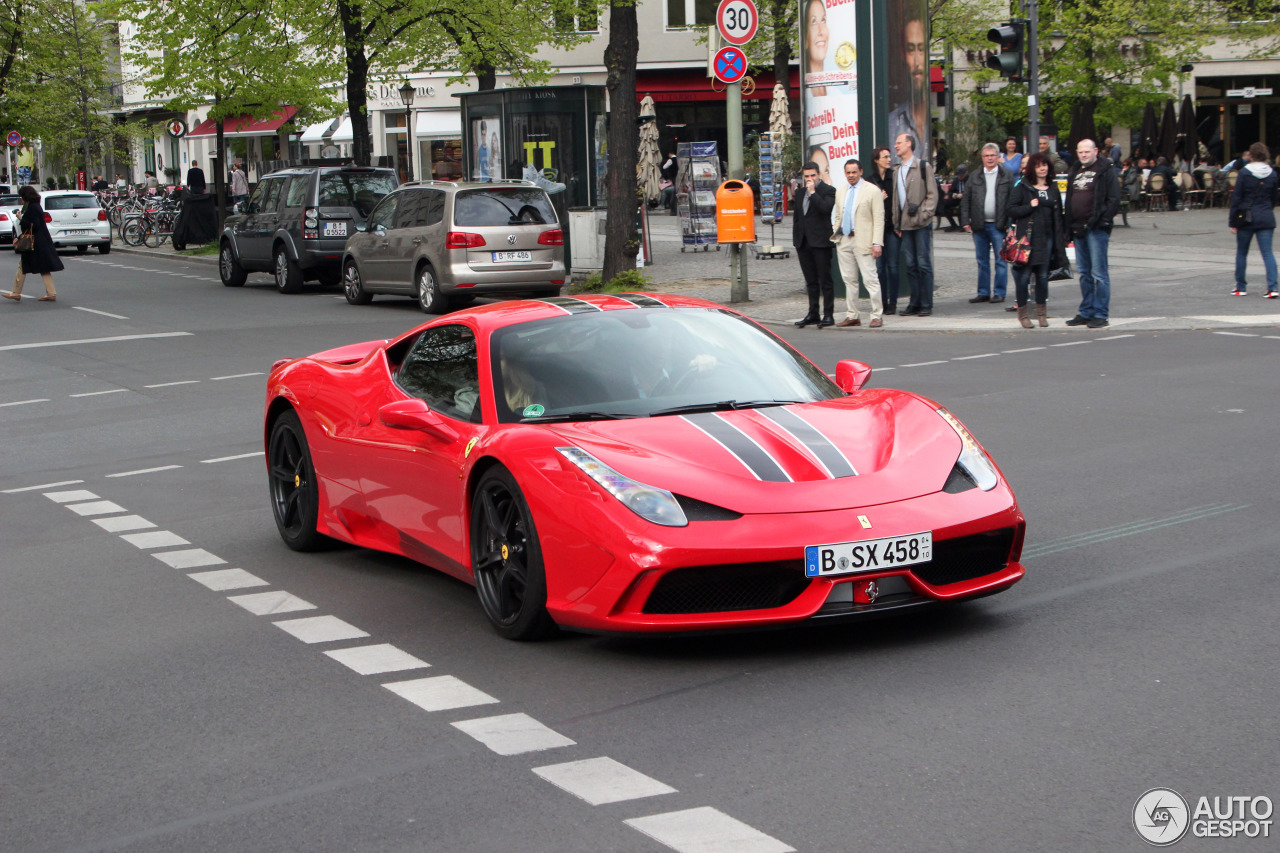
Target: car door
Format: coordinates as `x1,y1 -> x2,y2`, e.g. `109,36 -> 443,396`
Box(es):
242,177 -> 285,264
357,324 -> 483,577
359,193 -> 399,289
384,189 -> 429,292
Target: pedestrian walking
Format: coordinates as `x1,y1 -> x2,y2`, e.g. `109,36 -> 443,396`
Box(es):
891,133 -> 938,316
4,186 -> 63,302
230,163 -> 249,207
830,159 -> 884,328
1006,153 -> 1067,328
185,159 -> 207,194
867,146 -> 898,314
792,160 -> 837,328
962,142 -> 1014,304
1228,142 -> 1279,297
1064,139 -> 1121,329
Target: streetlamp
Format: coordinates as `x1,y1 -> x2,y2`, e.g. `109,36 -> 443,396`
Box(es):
398,81 -> 415,182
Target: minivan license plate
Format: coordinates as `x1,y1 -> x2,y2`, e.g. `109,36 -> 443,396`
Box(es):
322,222 -> 347,237
804,532 -> 932,577
492,251 -> 531,263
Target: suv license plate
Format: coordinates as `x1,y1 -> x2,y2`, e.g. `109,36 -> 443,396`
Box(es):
804,532 -> 932,578
492,251 -> 531,263
322,222 -> 347,237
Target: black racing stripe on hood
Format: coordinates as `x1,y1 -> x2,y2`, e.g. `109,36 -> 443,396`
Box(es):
682,413 -> 792,482
613,293 -> 669,307
539,296 -> 602,313
759,407 -> 858,478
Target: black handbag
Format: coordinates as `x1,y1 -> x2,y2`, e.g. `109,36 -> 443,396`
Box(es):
1231,208 -> 1252,228
1048,262 -> 1072,281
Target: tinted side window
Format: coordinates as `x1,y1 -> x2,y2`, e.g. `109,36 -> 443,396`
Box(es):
453,188 -> 557,226
317,170 -> 397,216
285,176 -> 310,208
367,195 -> 399,231
423,190 -> 446,226
396,325 -> 480,422
260,179 -> 284,214
394,190 -> 428,229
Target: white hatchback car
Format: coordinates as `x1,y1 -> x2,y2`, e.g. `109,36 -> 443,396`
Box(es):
40,190 -> 112,254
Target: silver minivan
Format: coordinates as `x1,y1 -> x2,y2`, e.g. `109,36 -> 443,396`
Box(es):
340,180 -> 566,313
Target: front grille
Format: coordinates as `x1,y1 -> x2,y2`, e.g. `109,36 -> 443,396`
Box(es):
642,561 -> 811,614
911,528 -> 1016,587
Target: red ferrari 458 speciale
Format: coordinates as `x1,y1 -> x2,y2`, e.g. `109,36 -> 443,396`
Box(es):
264,293 -> 1024,639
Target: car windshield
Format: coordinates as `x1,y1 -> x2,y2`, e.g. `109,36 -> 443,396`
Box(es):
489,306 -> 841,423
318,170 -> 396,215
45,195 -> 99,210
454,188 -> 557,226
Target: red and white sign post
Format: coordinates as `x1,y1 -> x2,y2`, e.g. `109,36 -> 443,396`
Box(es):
713,0 -> 757,302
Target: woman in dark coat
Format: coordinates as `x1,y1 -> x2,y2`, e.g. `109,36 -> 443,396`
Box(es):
867,146 -> 897,313
1228,141 -> 1278,297
1005,152 -> 1067,328
4,185 -> 63,302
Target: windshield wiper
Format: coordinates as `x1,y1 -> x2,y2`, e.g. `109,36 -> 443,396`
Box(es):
521,411 -> 637,423
648,400 -> 804,417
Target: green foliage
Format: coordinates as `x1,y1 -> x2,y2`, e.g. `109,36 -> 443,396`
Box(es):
569,268 -> 651,294
941,106 -> 1007,171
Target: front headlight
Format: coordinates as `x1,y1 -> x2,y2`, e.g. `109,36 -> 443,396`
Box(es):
936,409 -> 998,491
556,447 -> 688,527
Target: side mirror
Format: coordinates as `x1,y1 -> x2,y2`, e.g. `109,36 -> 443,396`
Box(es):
378,399 -> 458,442
355,222 -> 367,232
834,359 -> 873,393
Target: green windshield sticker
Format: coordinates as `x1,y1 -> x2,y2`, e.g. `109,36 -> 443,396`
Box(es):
522,404 -> 545,418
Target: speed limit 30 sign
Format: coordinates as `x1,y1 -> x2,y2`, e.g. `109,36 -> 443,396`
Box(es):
716,0 -> 758,46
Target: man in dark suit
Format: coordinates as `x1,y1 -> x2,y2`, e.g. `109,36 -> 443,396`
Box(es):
793,160 -> 837,327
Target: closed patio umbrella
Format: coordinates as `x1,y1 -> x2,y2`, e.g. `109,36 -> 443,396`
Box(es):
1068,101 -> 1098,154
1158,99 -> 1178,163
1175,93 -> 1199,165
1137,102 -> 1159,160
637,95 -> 663,205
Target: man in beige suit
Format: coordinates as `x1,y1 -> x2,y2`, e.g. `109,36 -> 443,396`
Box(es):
830,159 -> 885,327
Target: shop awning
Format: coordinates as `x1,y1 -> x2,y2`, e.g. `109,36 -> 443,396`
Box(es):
187,106 -> 298,138
299,118 -> 339,144
330,116 -> 354,143
415,110 -> 462,138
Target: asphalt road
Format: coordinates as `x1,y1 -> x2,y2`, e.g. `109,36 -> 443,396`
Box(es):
2,255 -> 1276,852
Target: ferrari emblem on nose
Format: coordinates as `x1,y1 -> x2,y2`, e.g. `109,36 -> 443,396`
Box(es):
507,235 -> 517,245
858,515 -> 872,528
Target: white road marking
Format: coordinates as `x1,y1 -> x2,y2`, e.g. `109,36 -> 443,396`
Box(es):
1213,331 -> 1260,337
0,398 -> 51,408
44,489 -> 100,503
187,568 -> 269,591
106,465 -> 183,478
533,757 -> 677,805
325,644 -> 430,675
451,713 -> 576,756
1050,341 -> 1091,347
70,389 -> 127,398
272,614 -> 369,643
201,451 -> 262,463
228,590 -> 316,615
66,500 -> 127,516
1265,335 -> 1280,340
1002,347 -> 1045,353
91,514 -> 156,532
384,675 -> 499,712
120,530 -> 190,549
625,807 -> 795,853
145,380 -> 200,388
1095,334 -> 1136,340
952,352 -> 998,360
899,360 -> 948,367
0,331 -> 192,351
210,372 -> 264,381
151,548 -> 226,569
2,479 -> 84,493
73,306 -> 129,319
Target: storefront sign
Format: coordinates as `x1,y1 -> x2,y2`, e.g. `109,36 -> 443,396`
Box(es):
166,118 -> 187,138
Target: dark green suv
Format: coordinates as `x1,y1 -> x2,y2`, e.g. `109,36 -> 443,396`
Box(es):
219,165 -> 398,293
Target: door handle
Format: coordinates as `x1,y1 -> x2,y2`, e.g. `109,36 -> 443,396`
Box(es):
412,237 -> 423,245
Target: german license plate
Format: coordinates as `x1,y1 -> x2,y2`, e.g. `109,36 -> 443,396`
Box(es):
804,531 -> 932,578
65,229 -> 93,236
322,221 -> 347,237
492,250 -> 531,263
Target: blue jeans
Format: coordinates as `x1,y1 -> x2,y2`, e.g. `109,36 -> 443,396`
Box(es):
972,222 -> 1008,298
900,227 -> 934,310
1235,227 -> 1278,292
1075,228 -> 1111,320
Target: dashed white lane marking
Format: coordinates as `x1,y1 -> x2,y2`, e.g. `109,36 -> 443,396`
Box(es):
625,807 -> 795,853
187,568 -> 269,591
4,480 -> 85,493
228,590 -> 316,615
92,514 -> 156,532
120,530 -> 190,549
273,614 -> 369,643
384,675 -> 499,712
0,331 -> 192,351
145,380 -> 200,388
66,500 -> 127,516
152,548 -> 225,569
1002,347 -> 1045,353
325,643 -> 431,675
73,306 -> 129,320
899,360 -> 947,367
1213,331 -> 1260,337
210,372 -> 264,381
106,464 -> 182,478
952,352 -> 998,360
452,712 -> 576,755
70,389 -> 127,398
201,451 -> 263,463
1096,334 -> 1136,340
0,398 -> 50,408
1050,340 -> 1091,347
534,757 -> 677,806
44,489 -> 100,503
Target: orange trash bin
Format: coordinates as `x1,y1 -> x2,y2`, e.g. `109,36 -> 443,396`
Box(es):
715,181 -> 756,244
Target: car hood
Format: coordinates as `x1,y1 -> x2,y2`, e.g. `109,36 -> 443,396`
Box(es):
542,391 -> 966,514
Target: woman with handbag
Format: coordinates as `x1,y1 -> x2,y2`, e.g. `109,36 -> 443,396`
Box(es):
1228,142 -> 1278,298
4,185 -> 62,302
1004,152 -> 1066,328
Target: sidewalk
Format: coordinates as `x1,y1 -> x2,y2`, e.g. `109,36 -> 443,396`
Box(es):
114,206 -> 1280,332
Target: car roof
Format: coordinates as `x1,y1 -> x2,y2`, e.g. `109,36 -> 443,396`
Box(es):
42,190 -> 95,196
263,166 -> 396,179
393,180 -> 545,192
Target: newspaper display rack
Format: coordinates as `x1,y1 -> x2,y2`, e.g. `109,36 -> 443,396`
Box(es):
754,132 -> 789,259
677,141 -> 721,252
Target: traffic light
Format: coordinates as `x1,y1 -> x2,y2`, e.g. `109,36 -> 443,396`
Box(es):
987,21 -> 1025,80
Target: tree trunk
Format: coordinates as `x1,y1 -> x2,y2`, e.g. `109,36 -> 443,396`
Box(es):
475,59 -> 496,92
215,94 -> 226,232
338,0 -> 372,166
771,0 -> 791,91
602,0 -> 639,284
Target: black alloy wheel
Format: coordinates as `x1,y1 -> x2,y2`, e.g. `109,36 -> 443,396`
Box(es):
220,242 -> 246,287
470,467 -> 556,640
343,259 -> 373,305
267,411 -> 328,551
